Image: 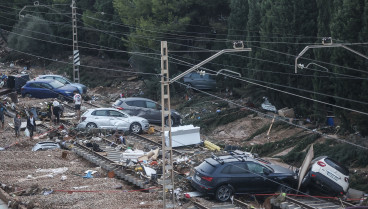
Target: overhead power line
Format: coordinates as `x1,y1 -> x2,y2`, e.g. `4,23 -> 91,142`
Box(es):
171,57 -> 368,116
173,80 -> 368,151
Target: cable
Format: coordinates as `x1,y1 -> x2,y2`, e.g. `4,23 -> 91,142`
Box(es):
254,46 -> 368,75
173,80 -> 368,150
170,57 -> 368,105
7,47 -> 161,76
171,57 -> 368,116
4,26 -> 368,151
2,13 -> 364,84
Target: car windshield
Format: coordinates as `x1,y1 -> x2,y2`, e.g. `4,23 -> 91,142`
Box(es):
197,161 -> 217,174
113,100 -> 123,106
325,158 -> 349,176
49,80 -> 65,89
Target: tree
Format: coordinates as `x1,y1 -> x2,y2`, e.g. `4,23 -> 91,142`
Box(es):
7,14 -> 55,56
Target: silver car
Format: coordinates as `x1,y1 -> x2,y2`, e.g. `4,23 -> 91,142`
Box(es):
77,108 -> 149,134
35,74 -> 87,94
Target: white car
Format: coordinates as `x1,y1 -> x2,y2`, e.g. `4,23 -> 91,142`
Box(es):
77,108 -> 149,134
302,156 -> 349,195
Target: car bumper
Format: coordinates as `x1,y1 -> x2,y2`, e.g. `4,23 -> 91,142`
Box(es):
141,122 -> 149,131
191,177 -> 215,195
77,122 -> 87,129
310,171 -> 347,194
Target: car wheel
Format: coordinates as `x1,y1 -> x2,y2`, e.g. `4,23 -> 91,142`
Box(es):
86,122 -> 97,129
278,183 -> 293,194
215,185 -> 233,202
165,117 -> 174,127
25,93 -> 32,98
130,122 -> 142,134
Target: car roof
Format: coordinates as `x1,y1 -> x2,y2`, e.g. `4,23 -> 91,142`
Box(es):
89,108 -> 123,111
27,79 -> 54,83
118,97 -> 155,102
206,155 -> 260,166
39,74 -> 63,78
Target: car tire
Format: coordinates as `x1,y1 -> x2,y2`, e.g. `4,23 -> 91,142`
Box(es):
165,117 -> 174,127
130,122 -> 142,134
25,93 -> 32,98
86,122 -> 97,129
215,185 -> 233,202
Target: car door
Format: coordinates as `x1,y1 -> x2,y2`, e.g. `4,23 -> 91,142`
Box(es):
108,110 -> 130,130
40,83 -> 56,98
145,101 -> 161,123
91,110 -> 110,128
125,100 -> 146,117
245,161 -> 272,192
219,163 -> 253,193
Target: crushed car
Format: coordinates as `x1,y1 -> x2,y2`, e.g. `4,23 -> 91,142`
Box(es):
32,142 -> 61,151
191,153 -> 297,202
301,156 -> 350,196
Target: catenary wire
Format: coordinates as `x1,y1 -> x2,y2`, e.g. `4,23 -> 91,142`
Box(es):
170,57 -> 368,116
169,57 -> 368,105
172,80 -> 368,151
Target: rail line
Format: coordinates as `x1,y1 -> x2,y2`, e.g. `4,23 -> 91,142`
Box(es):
69,139 -> 158,191
271,195 -> 355,209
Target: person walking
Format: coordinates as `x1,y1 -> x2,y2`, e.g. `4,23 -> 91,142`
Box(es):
14,113 -> 21,137
52,100 -> 61,124
0,102 -> 7,131
73,90 -> 82,121
27,112 -> 36,140
47,100 -> 53,121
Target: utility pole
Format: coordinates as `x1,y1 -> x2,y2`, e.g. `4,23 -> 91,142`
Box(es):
71,0 -> 80,82
160,41 -> 251,208
160,41 -> 175,208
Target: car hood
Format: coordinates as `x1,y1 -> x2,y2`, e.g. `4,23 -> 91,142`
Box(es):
128,116 -> 148,122
58,84 -> 78,91
268,164 -> 295,175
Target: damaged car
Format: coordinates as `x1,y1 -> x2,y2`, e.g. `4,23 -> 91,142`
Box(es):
191,154 -> 297,202
77,108 -> 149,134
301,156 -> 350,196
112,97 -> 182,126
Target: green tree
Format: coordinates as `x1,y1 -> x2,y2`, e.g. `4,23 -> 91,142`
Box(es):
7,14 -> 55,56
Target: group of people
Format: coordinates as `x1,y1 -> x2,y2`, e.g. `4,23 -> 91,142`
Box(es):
0,90 -> 82,140
0,102 -> 36,140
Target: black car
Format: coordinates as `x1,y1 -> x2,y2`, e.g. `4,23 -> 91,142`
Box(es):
112,97 -> 182,126
191,154 -> 297,202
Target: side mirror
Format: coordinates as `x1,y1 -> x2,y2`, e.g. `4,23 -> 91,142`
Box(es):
263,168 -> 271,175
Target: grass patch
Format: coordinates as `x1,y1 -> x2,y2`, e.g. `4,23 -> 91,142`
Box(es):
245,121 -> 292,141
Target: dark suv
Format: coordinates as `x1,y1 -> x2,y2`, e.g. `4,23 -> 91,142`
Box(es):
112,97 -> 182,126
191,153 -> 297,202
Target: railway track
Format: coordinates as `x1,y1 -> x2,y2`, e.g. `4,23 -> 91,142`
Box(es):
70,139 -> 158,191
271,195 -> 355,209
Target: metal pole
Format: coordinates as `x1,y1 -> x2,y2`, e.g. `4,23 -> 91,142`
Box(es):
72,0 -> 80,82
295,43 -> 368,73
161,41 -> 175,208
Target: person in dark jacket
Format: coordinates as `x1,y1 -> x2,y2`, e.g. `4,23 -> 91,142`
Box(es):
14,113 -> 21,137
27,112 -> 36,139
52,100 -> 60,124
0,102 -> 7,130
